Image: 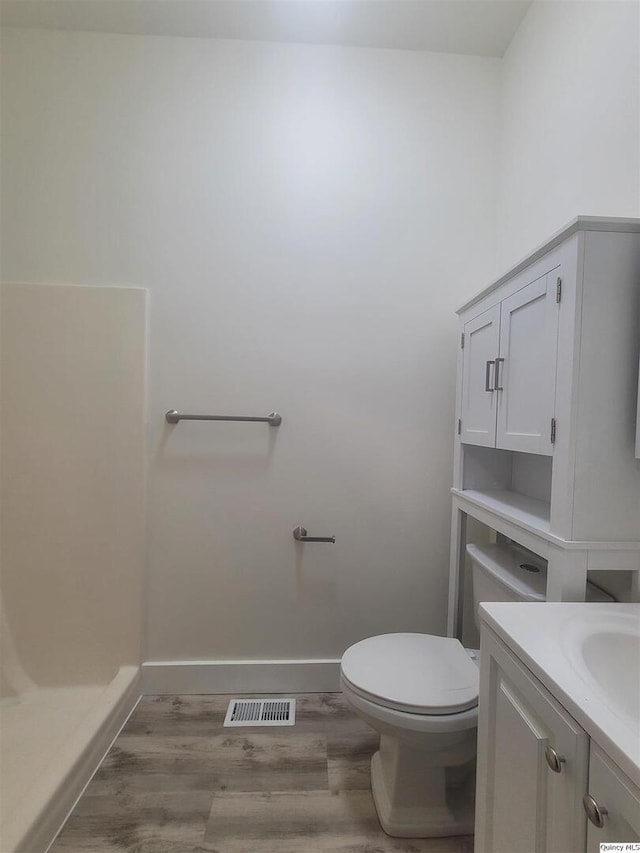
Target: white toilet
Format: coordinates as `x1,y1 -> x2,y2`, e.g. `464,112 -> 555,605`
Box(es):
340,541 -> 613,839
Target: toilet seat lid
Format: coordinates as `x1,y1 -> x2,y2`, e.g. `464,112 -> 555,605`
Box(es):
340,633 -> 479,715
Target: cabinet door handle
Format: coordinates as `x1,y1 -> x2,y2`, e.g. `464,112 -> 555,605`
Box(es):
544,745 -> 566,773
583,794 -> 608,828
494,357 -> 504,391
485,360 -> 495,392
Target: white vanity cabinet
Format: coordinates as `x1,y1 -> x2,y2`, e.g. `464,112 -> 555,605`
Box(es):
584,745 -> 640,852
448,218 -> 640,634
476,617 -> 640,853
475,626 -> 588,853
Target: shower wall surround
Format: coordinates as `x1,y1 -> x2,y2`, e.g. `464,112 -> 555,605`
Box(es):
0,282 -> 146,852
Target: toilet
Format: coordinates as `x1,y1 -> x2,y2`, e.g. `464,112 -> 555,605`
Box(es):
340,541 -> 613,839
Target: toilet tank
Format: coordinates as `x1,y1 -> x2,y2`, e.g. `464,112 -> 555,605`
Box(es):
466,542 -> 613,629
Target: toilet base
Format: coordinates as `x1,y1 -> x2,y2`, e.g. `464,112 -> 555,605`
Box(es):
370,741 -> 475,838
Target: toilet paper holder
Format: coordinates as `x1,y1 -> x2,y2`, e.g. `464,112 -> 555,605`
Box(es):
293,526 -> 335,544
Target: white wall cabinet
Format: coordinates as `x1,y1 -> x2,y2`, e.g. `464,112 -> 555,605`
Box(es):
448,218 -> 640,634
461,272 -> 559,456
476,624 -> 640,853
495,273 -> 559,455
460,305 -> 500,448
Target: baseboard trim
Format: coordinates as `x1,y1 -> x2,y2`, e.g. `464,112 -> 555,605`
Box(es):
14,668 -> 141,853
141,658 -> 342,695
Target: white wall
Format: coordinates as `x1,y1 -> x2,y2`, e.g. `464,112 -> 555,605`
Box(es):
497,0 -> 640,270
0,28 -> 500,665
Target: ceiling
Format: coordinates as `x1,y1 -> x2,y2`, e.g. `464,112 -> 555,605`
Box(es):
0,0 -> 532,57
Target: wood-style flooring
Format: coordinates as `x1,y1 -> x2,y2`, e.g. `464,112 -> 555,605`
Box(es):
50,693 -> 474,853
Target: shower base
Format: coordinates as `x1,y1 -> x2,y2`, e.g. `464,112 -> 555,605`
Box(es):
0,665 -> 140,853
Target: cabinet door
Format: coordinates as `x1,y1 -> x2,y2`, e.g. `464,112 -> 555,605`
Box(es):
496,274 -> 560,455
585,745 -> 640,852
476,635 -> 589,853
460,304 -> 500,447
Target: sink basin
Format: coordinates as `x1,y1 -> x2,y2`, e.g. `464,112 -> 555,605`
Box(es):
563,610 -> 640,728
581,630 -> 640,722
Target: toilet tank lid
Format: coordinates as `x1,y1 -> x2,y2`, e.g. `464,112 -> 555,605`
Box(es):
340,633 -> 479,715
466,543 -> 614,603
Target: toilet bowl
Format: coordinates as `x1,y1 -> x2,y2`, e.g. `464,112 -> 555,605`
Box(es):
340,541 -> 615,838
340,632 -> 478,838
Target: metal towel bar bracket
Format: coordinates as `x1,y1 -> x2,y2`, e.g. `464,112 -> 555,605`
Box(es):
293,526 -> 335,544
166,410 -> 282,426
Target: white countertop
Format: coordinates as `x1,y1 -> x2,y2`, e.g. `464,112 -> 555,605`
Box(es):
479,602 -> 640,787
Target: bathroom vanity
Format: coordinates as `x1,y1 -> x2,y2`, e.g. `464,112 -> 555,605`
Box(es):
448,217 -> 640,636
475,602 -> 640,853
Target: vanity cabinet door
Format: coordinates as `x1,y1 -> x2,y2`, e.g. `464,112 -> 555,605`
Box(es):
585,745 -> 640,852
495,273 -> 560,455
475,630 -> 589,853
460,304 -> 501,447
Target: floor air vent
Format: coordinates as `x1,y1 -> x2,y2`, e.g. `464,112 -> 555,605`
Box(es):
224,698 -> 296,727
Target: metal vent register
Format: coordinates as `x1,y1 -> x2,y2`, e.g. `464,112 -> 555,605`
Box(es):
224,698 -> 296,727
